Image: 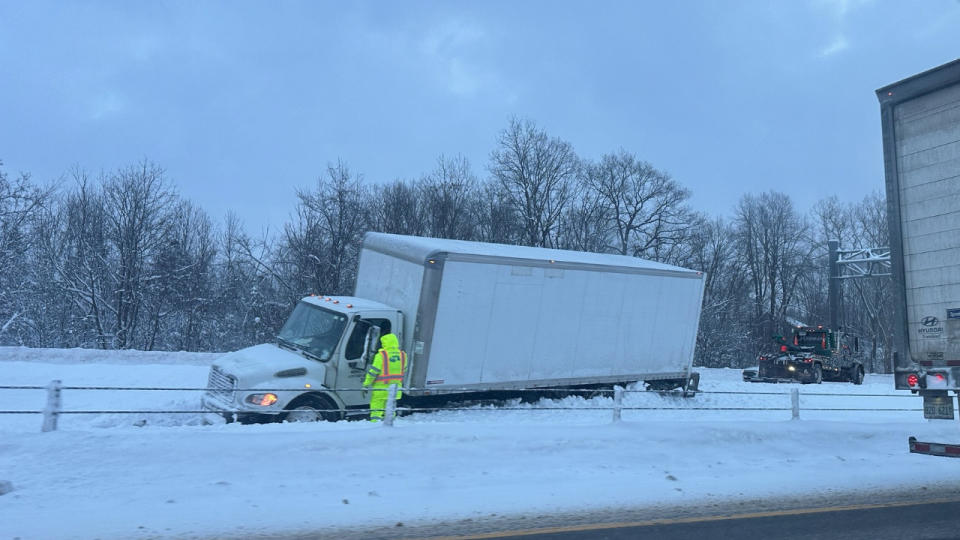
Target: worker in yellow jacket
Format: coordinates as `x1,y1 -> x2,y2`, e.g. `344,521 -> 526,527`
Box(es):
363,333 -> 407,422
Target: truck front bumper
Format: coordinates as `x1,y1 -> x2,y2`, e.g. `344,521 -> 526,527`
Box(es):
201,393 -> 281,424
757,361 -> 815,382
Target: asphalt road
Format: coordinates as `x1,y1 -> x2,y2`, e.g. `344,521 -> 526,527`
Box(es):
236,485 -> 960,540
431,498 -> 960,540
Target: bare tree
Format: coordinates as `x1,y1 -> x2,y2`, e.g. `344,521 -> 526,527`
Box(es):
283,160 -> 369,297
735,192 -> 814,350
418,154 -> 477,240
803,196 -> 855,325
849,191 -> 893,372
585,150 -> 692,261
471,180 -> 521,245
371,180 -> 425,236
557,185 -> 609,253
41,169 -> 113,348
227,220 -> 293,347
489,118 -> 580,247
686,216 -> 752,367
214,213 -> 272,349
144,200 -> 216,351
0,161 -> 52,341
102,161 -> 176,348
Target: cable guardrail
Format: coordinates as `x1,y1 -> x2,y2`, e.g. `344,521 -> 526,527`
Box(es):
0,385 -> 924,396
0,381 -> 929,432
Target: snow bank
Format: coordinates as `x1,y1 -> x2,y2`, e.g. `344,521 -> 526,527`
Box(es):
0,345 -> 221,366
1,347 -> 958,540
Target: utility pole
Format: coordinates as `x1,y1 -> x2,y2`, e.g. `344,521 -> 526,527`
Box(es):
829,240 -> 840,330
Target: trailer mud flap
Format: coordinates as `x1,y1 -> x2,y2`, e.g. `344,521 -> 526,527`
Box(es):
683,372 -> 700,397
908,437 -> 960,458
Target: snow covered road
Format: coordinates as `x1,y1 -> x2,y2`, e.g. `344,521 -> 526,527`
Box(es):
2,347 -> 959,540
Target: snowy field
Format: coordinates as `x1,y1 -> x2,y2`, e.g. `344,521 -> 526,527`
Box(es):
2,346 -> 960,540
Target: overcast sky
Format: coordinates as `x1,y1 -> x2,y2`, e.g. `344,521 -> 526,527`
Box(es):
2,1 -> 959,234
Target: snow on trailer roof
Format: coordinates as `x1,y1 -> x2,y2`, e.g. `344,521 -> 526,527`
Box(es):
362,232 -> 702,276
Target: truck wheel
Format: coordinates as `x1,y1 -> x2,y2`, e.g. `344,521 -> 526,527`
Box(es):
810,364 -> 823,384
283,395 -> 339,423
850,365 -> 864,385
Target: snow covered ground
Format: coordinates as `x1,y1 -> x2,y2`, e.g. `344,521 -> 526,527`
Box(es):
2,346 -> 960,540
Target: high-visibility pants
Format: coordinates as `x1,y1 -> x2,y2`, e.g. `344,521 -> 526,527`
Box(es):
368,388 -> 398,422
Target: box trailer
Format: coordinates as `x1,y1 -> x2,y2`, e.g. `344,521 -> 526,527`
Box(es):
877,59 -> 960,394
877,59 -> 960,456
202,232 -> 706,422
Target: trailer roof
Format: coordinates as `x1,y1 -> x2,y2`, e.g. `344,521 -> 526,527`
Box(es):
876,58 -> 960,106
362,232 -> 701,276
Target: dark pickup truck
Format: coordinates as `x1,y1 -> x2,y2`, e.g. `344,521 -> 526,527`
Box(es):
745,326 -> 865,385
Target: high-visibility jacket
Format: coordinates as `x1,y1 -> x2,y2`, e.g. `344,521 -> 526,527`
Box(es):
363,333 -> 407,399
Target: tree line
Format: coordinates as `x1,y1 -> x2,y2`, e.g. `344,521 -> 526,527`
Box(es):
0,118 -> 893,371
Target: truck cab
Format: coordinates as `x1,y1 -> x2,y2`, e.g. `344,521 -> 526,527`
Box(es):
202,295 -> 403,423
753,326 -> 864,385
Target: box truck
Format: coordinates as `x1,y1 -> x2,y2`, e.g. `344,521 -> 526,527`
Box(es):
202,232 -> 706,422
877,58 -> 960,456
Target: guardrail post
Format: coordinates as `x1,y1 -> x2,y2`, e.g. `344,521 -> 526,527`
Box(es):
791,388 -> 800,420
383,384 -> 398,427
613,386 -> 623,423
42,379 -> 62,432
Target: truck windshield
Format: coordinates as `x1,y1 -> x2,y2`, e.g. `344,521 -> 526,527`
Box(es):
277,303 -> 348,361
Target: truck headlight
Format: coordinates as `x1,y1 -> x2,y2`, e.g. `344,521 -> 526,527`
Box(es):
245,393 -> 279,407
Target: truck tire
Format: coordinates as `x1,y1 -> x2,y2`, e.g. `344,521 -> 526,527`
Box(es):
283,394 -> 340,423
808,364 -> 823,384
850,364 -> 864,385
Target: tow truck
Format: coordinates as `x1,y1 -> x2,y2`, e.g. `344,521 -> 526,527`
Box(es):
745,326 -> 864,385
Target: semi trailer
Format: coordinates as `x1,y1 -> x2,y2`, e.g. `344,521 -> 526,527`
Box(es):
877,58 -> 960,456
202,232 -> 706,422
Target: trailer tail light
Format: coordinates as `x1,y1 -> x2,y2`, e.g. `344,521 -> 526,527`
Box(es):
907,373 -> 920,388
926,372 -> 949,389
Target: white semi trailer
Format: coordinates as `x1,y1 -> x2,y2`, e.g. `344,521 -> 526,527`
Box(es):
878,59 -> 960,456
202,232 -> 706,422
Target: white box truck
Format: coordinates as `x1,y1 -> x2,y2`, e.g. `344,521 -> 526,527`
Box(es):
202,232 -> 706,422
877,58 -> 960,456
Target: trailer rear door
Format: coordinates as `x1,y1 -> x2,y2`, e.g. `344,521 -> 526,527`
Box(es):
879,60 -> 960,389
